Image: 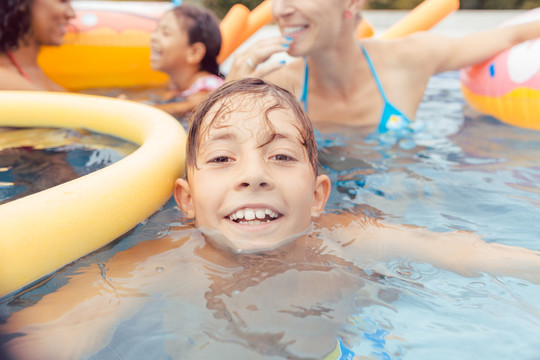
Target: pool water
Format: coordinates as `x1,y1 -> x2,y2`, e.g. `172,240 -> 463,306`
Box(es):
1,71 -> 540,359
0,127 -> 138,205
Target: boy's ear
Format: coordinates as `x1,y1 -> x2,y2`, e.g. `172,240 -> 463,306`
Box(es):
174,178 -> 195,218
311,174 -> 331,217
187,42 -> 206,65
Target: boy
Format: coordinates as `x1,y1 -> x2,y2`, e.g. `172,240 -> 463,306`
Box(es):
174,78 -> 539,283
2,79 -> 539,360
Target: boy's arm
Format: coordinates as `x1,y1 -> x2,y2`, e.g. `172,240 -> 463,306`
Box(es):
380,225 -> 540,284
1,263 -> 144,360
1,234 -> 190,359
317,212 -> 540,284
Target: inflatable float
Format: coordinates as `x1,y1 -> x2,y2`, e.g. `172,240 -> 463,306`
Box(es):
0,92 -> 186,297
460,8 -> 540,131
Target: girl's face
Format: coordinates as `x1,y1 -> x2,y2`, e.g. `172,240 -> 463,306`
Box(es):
31,0 -> 75,46
271,0 -> 349,56
150,11 -> 191,73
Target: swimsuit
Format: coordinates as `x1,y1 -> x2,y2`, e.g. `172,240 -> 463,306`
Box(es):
360,45 -> 412,133
169,74 -> 224,102
299,57 -> 310,112
324,338 -> 355,360
6,51 -> 33,83
299,47 -> 412,133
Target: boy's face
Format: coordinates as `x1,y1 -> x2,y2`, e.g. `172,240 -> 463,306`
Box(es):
174,96 -> 330,253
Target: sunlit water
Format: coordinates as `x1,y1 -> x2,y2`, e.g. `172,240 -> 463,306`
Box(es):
1,71 -> 540,359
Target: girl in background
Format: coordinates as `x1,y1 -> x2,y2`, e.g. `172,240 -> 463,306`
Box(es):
150,4 -> 224,118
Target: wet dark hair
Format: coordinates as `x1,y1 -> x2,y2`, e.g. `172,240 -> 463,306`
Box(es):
172,4 -> 222,77
1,0 -> 33,52
186,78 -> 319,175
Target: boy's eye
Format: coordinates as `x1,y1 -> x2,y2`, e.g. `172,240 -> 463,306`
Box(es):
271,154 -> 296,161
209,156 -> 232,163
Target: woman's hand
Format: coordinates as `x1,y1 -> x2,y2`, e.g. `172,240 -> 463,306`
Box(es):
226,36 -> 292,81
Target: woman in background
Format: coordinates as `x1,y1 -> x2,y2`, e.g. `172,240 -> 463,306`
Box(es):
0,0 -> 75,90
227,0 -> 540,132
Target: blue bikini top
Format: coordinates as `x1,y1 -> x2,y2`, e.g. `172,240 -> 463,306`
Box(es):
299,46 -> 412,133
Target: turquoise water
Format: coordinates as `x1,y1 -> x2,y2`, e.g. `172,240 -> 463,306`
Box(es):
0,128 -> 137,205
1,71 -> 540,359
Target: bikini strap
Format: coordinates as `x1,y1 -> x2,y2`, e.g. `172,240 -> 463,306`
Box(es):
299,57 -> 309,112
6,51 -> 33,83
360,45 -> 389,103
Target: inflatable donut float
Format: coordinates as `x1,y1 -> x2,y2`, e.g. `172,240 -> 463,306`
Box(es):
460,8 -> 540,131
0,92 -> 186,297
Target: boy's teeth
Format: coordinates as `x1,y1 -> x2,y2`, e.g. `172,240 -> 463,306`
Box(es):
229,208 -> 279,222
245,209 -> 255,220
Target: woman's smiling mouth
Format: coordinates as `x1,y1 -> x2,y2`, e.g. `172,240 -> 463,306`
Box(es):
281,25 -> 308,37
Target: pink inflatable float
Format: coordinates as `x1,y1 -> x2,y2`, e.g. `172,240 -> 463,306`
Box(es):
460,8 -> 540,131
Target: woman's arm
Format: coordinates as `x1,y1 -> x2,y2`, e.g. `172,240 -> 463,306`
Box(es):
406,19 -> 540,74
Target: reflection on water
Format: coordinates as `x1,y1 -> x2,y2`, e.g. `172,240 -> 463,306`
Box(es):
1,72 -> 540,359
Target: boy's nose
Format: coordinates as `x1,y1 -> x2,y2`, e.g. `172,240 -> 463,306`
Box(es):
235,157 -> 274,191
239,180 -> 270,189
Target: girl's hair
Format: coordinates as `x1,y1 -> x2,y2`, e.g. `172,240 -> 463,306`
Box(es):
172,4 -> 222,77
186,78 -> 319,175
1,0 -> 33,52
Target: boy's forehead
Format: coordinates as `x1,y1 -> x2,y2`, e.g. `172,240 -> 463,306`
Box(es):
200,96 -> 303,138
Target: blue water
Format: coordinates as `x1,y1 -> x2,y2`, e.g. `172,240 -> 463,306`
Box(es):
1,71 -> 540,359
0,128 -> 137,205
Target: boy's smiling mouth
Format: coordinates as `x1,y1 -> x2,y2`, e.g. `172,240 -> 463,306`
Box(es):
227,207 -> 282,225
